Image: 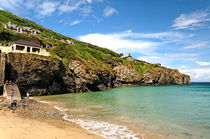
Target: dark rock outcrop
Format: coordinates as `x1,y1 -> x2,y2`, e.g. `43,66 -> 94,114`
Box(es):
0,53 -> 190,96
5,53 -> 75,96
0,53 -> 6,87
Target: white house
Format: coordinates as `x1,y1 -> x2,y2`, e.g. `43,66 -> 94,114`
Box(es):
3,21 -> 41,37
0,40 -> 50,56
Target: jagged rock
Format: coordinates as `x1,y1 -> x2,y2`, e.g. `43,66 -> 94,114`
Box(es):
5,53 -> 75,95
113,64 -> 141,87
0,53 -> 190,96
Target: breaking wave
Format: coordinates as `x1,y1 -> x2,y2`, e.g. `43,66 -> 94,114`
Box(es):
38,99 -> 140,138
63,115 -> 139,139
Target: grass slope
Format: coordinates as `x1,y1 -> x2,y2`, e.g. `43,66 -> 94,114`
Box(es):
0,10 -> 154,76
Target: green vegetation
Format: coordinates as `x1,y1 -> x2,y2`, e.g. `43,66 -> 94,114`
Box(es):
0,10 -> 157,76
50,42 -> 121,73
0,10 -> 68,41
134,62 -> 154,76
0,27 -> 33,45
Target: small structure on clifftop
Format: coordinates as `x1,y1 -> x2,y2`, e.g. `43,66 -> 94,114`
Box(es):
66,39 -> 74,45
120,53 -> 135,62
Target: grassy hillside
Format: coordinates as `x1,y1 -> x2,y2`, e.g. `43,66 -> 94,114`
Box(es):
0,10 -> 154,76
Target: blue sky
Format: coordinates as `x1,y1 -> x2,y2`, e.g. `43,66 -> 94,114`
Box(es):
0,0 -> 210,82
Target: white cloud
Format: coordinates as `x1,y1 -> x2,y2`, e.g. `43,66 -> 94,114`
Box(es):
37,1 -> 59,17
58,0 -> 101,14
70,20 -> 82,26
183,42 -> 207,49
172,10 -> 210,30
139,53 -> 198,65
86,0 -> 92,4
180,68 -> 210,82
180,65 -> 187,69
81,6 -> 92,16
0,0 -> 102,17
112,31 -> 189,41
79,30 -> 191,55
58,1 -> 85,14
79,33 -> 158,53
86,0 -> 103,4
196,61 -> 210,66
140,56 -> 159,63
0,6 -> 3,10
104,6 -> 118,17
0,0 -> 43,13
0,0 -> 23,10
95,0 -> 104,2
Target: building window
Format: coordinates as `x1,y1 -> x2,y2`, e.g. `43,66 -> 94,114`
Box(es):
17,28 -> 21,33
16,45 -> 25,51
32,48 -> 40,53
46,44 -> 51,48
32,31 -> 36,35
27,47 -> 30,52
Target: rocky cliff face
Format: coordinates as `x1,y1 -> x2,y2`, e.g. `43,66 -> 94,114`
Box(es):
5,53 -> 75,96
0,53 -> 6,87
1,53 -> 190,96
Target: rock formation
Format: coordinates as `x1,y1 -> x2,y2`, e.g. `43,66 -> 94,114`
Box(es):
0,53 -> 190,96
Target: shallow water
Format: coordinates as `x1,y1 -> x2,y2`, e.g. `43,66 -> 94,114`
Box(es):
39,82 -> 210,138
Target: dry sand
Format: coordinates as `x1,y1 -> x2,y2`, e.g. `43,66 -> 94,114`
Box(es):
0,110 -> 102,139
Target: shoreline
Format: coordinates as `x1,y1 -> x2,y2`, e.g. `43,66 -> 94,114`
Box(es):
0,98 -> 103,139
0,97 -> 182,139
34,97 -> 183,139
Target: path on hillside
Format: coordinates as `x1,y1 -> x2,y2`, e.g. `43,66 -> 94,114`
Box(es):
3,84 -> 21,100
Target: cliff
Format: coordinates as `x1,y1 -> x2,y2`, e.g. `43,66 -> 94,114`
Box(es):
1,53 -> 190,96
0,10 -> 190,96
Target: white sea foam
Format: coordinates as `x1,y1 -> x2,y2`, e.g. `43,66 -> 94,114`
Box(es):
38,100 -> 140,139
38,100 -> 50,104
54,106 -> 69,112
63,115 -> 140,139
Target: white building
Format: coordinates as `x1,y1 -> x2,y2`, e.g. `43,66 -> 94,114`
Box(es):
0,40 -> 50,56
2,21 -> 41,37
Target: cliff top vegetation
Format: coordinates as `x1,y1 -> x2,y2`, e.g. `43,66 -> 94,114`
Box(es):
0,10 -> 160,76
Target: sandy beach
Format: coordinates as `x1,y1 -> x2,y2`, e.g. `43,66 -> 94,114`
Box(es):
0,98 -> 182,139
0,99 -> 103,139
0,111 -> 103,139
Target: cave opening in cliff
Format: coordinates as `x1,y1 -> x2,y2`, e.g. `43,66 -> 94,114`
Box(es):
5,62 -> 17,83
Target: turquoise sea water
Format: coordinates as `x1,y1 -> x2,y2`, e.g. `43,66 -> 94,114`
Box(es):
39,83 -> 210,138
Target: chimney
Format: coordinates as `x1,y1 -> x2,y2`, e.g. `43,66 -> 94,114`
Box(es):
8,21 -> 11,25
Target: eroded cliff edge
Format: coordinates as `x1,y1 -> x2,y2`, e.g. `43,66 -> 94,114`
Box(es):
1,53 -> 190,96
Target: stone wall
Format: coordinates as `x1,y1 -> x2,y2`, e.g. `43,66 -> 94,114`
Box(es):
0,53 -> 6,86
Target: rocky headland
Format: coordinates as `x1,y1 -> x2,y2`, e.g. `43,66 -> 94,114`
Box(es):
0,53 -> 190,96
0,10 -> 190,96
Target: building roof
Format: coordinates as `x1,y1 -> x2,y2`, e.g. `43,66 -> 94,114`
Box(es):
6,22 -> 40,33
22,26 -> 31,32
120,54 -> 132,59
14,39 -> 42,47
8,24 -> 17,29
